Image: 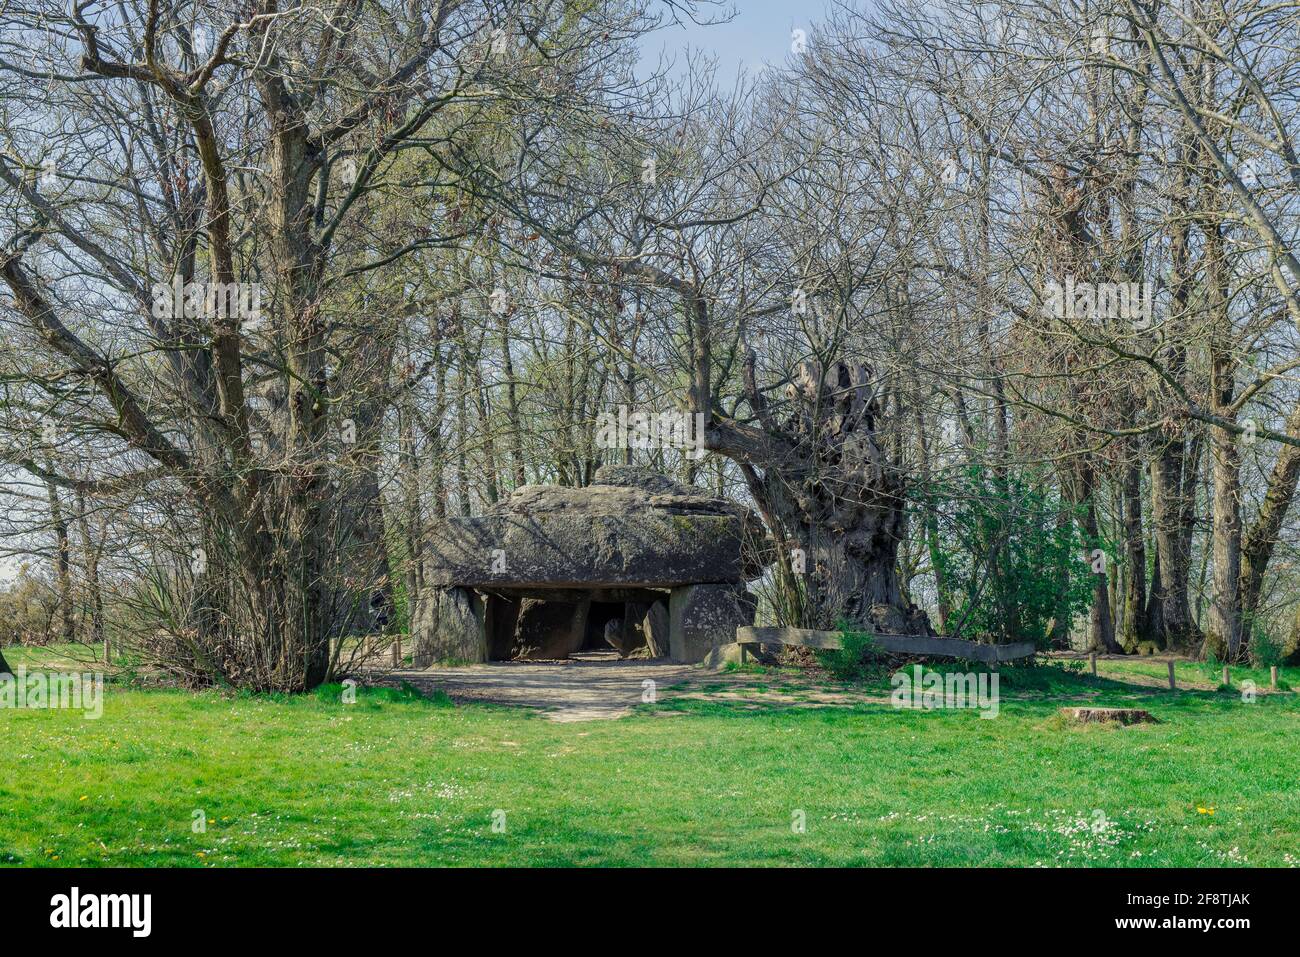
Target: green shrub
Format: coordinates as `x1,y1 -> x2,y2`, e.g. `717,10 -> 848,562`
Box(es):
1248,622 -> 1286,669
817,624 -> 888,681
922,466 -> 1096,647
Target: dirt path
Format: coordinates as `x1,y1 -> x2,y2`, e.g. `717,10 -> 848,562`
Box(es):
380,650 -> 890,722
388,652 -> 701,721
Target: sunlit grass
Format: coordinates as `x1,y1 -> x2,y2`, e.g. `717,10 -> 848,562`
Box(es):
1096,656 -> 1296,692
2,643 -> 107,671
1,657 -> 1296,867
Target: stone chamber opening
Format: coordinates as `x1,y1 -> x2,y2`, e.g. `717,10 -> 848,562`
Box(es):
480,589 -> 673,661
583,601 -> 625,652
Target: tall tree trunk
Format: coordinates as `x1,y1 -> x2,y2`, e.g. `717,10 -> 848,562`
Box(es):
1208,411 -> 1242,660
398,389 -> 425,617
1145,540 -> 1165,640
1049,503 -> 1075,648
430,321 -> 449,520
1083,495 -> 1119,653
1203,186 -> 1243,660
496,304 -> 527,489
1119,458 -> 1150,649
260,85 -> 333,690
333,331 -> 396,640
1067,463 -> 1121,653
1238,402 -> 1300,626
1144,120 -> 1203,650
1150,437 -> 1201,648
74,488 -> 104,652
913,403 -> 951,633
454,350 -> 473,517
460,320 -> 500,504
44,469 -> 75,644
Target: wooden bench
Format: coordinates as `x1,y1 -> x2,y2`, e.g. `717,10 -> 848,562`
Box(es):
730,626 -> 1037,665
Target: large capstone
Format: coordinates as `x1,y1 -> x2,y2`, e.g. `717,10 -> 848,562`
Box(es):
423,466 -> 755,589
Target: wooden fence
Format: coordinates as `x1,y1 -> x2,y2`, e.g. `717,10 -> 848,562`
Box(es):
734,631 -> 1284,692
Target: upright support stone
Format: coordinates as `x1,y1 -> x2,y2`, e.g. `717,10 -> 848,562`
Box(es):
513,597 -> 590,660
605,601 -> 650,658
411,586 -> 487,666
668,583 -> 757,664
642,600 -> 670,658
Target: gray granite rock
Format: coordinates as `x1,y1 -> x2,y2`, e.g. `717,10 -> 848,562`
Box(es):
668,583 -> 757,664
513,597 -> 588,660
424,474 -> 749,588
642,600 -> 670,658
411,586 -> 486,665
602,608 -> 651,658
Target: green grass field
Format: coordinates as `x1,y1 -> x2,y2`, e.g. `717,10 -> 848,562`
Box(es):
2,648 -> 1298,867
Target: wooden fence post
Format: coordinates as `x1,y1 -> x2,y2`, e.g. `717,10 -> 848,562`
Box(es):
1222,665 -> 1230,687
1167,660 -> 1176,691
1271,665 -> 1278,690
392,636 -> 400,668
1090,652 -> 1097,677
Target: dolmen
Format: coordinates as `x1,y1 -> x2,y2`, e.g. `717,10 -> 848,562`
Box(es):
411,465 -> 761,664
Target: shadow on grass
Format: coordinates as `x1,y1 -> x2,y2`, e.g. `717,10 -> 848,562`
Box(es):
305,681 -> 456,709
636,662 -> 1290,722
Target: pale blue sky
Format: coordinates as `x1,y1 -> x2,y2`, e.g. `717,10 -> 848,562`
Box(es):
646,0 -> 843,78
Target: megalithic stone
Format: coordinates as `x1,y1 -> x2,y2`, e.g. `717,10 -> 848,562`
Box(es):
513,597 -> 588,660
411,586 -> 486,666
422,466 -> 767,590
669,583 -> 757,664
642,600 -> 670,658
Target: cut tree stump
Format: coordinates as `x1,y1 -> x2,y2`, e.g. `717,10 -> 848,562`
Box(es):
1061,707 -> 1158,725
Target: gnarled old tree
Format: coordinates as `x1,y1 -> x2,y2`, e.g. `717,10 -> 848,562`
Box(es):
733,356 -> 919,631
